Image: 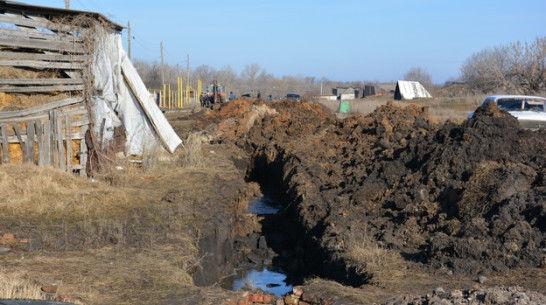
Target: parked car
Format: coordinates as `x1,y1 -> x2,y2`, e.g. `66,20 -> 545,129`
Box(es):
285,93 -> 301,101
468,95 -> 546,130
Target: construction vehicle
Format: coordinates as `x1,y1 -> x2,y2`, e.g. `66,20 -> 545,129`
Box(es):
205,80 -> 225,105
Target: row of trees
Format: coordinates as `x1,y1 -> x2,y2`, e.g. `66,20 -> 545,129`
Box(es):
133,36 -> 546,98
132,59 -> 363,99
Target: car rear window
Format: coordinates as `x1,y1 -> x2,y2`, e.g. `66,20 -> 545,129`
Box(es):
497,98 -> 524,110
496,98 -> 546,111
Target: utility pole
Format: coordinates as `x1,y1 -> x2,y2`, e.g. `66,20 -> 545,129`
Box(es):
65,0 -> 69,9
127,21 -> 131,59
160,42 -> 164,85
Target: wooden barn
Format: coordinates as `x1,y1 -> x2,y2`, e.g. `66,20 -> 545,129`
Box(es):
0,1 -> 181,176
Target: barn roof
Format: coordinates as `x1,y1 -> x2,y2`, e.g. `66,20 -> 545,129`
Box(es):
0,0 -> 124,31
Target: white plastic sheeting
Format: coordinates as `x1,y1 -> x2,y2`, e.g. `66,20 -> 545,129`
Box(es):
394,81 -> 432,100
91,27 -> 182,154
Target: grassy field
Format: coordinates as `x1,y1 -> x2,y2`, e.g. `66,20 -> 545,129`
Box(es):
316,94 -> 485,123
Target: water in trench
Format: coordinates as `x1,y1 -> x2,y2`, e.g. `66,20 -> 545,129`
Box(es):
221,195 -> 293,296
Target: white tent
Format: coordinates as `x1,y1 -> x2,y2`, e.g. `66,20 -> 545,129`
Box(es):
92,26 -> 182,155
394,81 -> 432,100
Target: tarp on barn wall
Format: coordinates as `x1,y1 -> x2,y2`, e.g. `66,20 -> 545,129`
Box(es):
394,80 -> 432,100
92,26 -> 182,155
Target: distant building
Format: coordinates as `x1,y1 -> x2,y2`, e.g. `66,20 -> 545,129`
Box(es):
332,87 -> 360,100
363,84 -> 396,97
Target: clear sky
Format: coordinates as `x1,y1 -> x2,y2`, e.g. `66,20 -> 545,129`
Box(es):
17,0 -> 546,84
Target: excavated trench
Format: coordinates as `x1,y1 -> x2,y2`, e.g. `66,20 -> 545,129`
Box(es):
191,99 -> 546,298
192,149 -> 364,294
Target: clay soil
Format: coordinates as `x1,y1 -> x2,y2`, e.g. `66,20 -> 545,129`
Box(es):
0,98 -> 544,305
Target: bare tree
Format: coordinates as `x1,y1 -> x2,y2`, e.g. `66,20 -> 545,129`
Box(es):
404,67 -> 433,89
133,59 -> 163,89
216,65 -> 238,93
241,63 -> 261,93
460,36 -> 546,94
192,65 -> 216,88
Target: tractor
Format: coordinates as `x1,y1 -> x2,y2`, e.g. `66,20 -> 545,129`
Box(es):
205,80 -> 225,106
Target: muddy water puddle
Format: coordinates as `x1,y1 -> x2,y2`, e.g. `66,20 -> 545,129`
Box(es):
222,265 -> 292,296
222,195 -> 292,296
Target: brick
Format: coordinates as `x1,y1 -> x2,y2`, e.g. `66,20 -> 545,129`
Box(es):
1,233 -> 15,245
225,299 -> 238,305
301,293 -> 318,303
252,294 -> 264,303
292,286 -> 304,297
41,283 -> 58,293
237,299 -> 248,305
284,294 -> 299,305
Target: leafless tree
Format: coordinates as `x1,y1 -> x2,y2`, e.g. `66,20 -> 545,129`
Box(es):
241,63 -> 261,93
216,65 -> 237,93
192,64 -> 217,89
460,36 -> 546,94
404,67 -> 433,89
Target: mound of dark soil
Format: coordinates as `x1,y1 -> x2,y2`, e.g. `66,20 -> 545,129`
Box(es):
209,99 -> 546,285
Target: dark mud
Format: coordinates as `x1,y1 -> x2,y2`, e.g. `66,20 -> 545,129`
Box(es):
203,99 -> 545,287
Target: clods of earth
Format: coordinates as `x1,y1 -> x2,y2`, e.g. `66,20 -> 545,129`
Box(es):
180,99 -> 545,304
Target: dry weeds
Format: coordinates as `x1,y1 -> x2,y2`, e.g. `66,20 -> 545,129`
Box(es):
0,133 -> 230,304
345,229 -> 407,287
0,267 -> 44,300
316,94 -> 485,123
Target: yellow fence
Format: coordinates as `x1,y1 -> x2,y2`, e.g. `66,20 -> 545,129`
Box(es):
150,78 -> 202,109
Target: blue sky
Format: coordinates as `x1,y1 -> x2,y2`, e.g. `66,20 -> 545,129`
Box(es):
18,0 -> 546,84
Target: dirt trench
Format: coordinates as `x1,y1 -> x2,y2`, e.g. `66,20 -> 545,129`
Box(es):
190,99 -> 546,292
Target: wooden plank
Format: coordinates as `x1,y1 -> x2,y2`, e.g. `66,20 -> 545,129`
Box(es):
0,114 -> 89,125
12,123 -> 26,162
0,14 -> 78,33
49,110 -> 57,167
0,113 -> 49,124
0,78 -> 84,85
0,59 -> 84,70
0,36 -> 87,54
0,51 -> 88,62
56,111 -> 65,171
122,60 -> 182,153
0,84 -> 85,93
65,114 -> 71,172
35,120 -> 43,166
0,97 -> 83,119
43,119 -> 51,166
0,27 -> 84,43
6,132 -> 85,142
79,125 -> 88,177
1,123 -> 9,164
26,120 -> 35,163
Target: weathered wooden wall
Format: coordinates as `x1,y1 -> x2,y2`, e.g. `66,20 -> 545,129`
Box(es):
0,7 -> 94,175
0,97 -> 89,176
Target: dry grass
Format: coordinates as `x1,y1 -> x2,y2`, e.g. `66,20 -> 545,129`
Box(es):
0,268 -> 44,300
0,158 -> 208,304
181,131 -> 213,168
316,93 -> 485,123
0,163 -> 137,220
345,230 -> 407,287
1,246 -> 197,305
